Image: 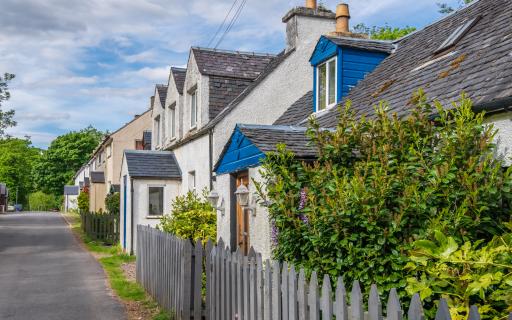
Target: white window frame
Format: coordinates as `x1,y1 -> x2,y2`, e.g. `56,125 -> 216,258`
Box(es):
154,116 -> 161,147
188,171 -> 196,192
169,104 -> 176,140
315,56 -> 338,113
190,89 -> 198,129
147,185 -> 165,217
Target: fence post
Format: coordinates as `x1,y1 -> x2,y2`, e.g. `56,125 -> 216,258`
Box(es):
181,240 -> 193,320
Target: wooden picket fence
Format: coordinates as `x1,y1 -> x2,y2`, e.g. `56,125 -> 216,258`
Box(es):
136,225 -> 511,320
80,211 -> 120,244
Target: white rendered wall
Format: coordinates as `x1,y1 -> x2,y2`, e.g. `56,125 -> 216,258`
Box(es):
182,53 -> 210,135
173,134 -> 211,194
215,167 -> 272,260
212,15 -> 335,162
163,73 -> 184,146
486,111 -> 512,167
152,91 -> 166,150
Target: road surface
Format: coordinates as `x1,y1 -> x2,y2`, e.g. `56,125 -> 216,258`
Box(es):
0,212 -> 126,320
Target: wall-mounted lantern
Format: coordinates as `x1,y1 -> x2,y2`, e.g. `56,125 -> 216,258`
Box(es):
207,189 -> 225,215
235,184 -> 256,216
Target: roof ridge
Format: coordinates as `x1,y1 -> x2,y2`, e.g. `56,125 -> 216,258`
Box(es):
326,35 -> 393,44
191,46 -> 276,57
392,0 -> 481,44
171,66 -> 186,72
125,150 -> 174,154
238,123 -> 309,131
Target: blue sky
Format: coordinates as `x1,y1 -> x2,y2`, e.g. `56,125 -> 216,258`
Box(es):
0,0 -> 461,148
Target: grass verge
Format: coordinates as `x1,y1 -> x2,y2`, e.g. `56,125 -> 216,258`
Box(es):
62,211 -> 172,320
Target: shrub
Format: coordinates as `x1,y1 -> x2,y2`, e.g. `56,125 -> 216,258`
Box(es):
405,226 -> 512,320
105,192 -> 120,215
78,187 -> 89,213
256,91 -> 512,296
28,191 -> 60,211
158,190 -> 216,243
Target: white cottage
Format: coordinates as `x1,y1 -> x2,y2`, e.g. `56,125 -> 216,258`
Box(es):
214,0 -> 512,259
120,150 -> 181,254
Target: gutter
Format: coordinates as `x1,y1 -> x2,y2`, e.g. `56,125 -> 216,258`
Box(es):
130,177 -> 134,255
209,129 -> 214,190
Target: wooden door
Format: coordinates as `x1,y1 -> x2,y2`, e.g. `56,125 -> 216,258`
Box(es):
236,172 -> 250,255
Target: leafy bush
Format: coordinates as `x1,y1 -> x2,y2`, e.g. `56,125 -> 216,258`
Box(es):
158,190 -> 216,243
256,91 -> 512,296
406,226 -> 512,320
78,187 -> 89,213
105,192 -> 120,215
28,191 -> 60,211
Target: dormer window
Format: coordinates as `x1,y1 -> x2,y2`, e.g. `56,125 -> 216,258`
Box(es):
316,56 -> 337,112
190,89 -> 198,129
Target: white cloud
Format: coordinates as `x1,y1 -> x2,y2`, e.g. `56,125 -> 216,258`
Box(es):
0,0 -> 446,148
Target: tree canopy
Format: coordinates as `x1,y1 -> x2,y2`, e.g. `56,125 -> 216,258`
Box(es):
0,138 -> 41,205
34,126 -> 104,196
353,23 -> 416,40
437,0 -> 474,14
0,73 -> 16,138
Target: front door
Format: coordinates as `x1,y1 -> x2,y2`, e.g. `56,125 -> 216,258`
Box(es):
236,172 -> 250,255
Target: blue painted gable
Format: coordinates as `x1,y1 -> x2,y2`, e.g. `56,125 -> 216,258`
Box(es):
310,36 -> 389,112
215,126 -> 265,175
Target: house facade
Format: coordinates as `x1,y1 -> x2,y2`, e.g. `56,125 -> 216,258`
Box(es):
122,1 -> 341,254
120,150 -> 181,254
87,109 -> 152,212
63,185 -> 79,213
215,0 -> 512,259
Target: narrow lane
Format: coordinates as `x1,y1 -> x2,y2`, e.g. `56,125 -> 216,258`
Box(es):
0,212 -> 126,320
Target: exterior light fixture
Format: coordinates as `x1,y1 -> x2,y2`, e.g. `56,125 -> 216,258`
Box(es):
208,189 -> 225,215
235,184 -> 256,216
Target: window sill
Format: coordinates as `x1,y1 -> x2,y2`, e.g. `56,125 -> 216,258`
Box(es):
145,215 -> 163,219
189,126 -> 197,131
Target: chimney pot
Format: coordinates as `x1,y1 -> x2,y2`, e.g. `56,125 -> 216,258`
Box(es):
305,0 -> 317,9
336,3 -> 350,34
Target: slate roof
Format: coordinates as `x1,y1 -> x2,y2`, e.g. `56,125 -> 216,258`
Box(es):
315,0 -> 512,127
209,76 -> 253,120
170,49 -> 294,149
171,67 -> 186,94
64,185 -> 79,196
237,124 -> 318,159
124,150 -> 181,179
274,91 -> 313,125
90,171 -> 105,183
325,36 -> 395,54
192,47 -> 275,80
156,85 -> 168,107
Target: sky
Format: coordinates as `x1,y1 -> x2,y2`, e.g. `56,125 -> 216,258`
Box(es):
0,0 -> 462,148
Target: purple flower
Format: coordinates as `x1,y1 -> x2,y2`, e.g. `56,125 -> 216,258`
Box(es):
297,188 -> 309,225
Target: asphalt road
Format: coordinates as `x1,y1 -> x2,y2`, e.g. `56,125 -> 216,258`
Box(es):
0,212 -> 126,320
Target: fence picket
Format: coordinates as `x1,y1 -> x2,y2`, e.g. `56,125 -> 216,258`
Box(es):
350,281 -> 363,320
435,299 -> 451,320
468,306 -> 480,320
289,265 -> 298,320
282,261 -> 289,320
272,260 -> 282,320
243,255 -> 250,320
320,274 -> 333,320
408,293 -> 423,320
256,253 -> 264,320
264,260 -> 272,320
236,250 -> 243,320
309,271 -> 319,320
368,284 -> 382,320
297,268 -> 308,320
334,277 -> 347,320
386,288 -> 402,320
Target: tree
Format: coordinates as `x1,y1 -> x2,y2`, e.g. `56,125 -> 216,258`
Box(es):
353,23 -> 416,40
0,73 -> 16,138
437,0 -> 474,14
34,126 -> 103,196
0,138 -> 41,206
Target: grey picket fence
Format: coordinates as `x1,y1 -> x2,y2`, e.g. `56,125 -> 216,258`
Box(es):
136,225 -> 511,320
80,211 -> 120,244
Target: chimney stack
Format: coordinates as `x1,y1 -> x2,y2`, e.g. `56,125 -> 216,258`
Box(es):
305,0 -> 317,9
335,3 -> 350,34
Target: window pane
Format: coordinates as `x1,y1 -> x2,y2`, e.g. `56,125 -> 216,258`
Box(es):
318,64 -> 327,111
171,109 -> 176,137
148,187 -> 163,216
328,59 -> 336,105
191,91 -> 197,127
